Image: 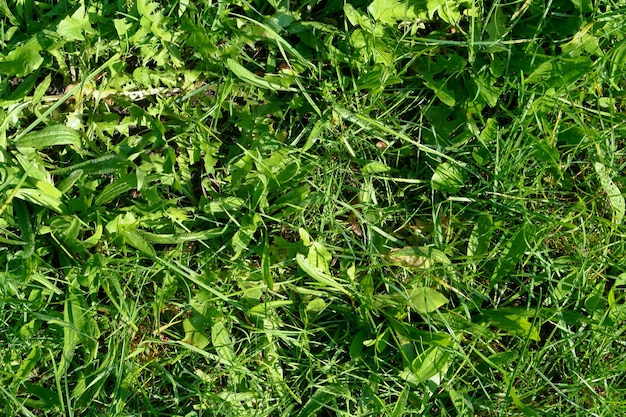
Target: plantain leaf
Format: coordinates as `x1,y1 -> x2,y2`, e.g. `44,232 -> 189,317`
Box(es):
14,125 -> 81,150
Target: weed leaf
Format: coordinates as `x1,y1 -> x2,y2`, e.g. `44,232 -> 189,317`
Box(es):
408,346 -> 450,384
467,213 -> 493,259
432,162 -> 467,194
211,319 -> 237,364
482,309 -> 541,341
0,43 -> 43,76
227,58 -> 297,92
408,287 -> 449,314
56,6 -> 93,41
594,162 -> 625,224
14,125 -> 81,149
491,223 -> 534,286
296,253 -> 351,297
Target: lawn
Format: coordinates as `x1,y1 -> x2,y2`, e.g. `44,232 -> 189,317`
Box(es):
1,0 -> 626,415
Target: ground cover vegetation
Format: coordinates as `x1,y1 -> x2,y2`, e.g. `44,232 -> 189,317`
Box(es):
1,0 -> 626,415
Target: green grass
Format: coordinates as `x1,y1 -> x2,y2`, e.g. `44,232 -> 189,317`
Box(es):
2,0 -> 626,415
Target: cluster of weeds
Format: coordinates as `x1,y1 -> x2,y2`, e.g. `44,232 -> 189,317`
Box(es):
1,0 -> 626,415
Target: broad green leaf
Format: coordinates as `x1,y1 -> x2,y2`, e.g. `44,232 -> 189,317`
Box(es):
423,76 -> 456,106
14,199 -> 35,257
51,154 -> 131,176
482,309 -> 541,341
473,73 -> 500,107
525,60 -> 553,85
426,0 -> 470,23
15,186 -> 67,214
349,328 -> 368,359
136,228 -> 225,244
211,319 -> 236,364
551,56 -> 592,88
447,386 -> 474,416
23,382 -> 61,409
391,388 -> 410,417
14,152 -> 50,181
56,6 -> 93,41
230,214 -> 261,258
32,74 -> 52,104
247,300 -> 294,318
386,248 -> 430,268
183,315 -> 210,349
344,3 -> 374,29
585,283 -> 605,314
298,227 -> 312,245
13,345 -> 41,386
57,297 -> 79,380
608,40 -> 626,79
485,7 -> 507,42
297,388 -> 334,417
307,241 -> 332,274
407,287 -> 448,314
570,0 -> 593,12
560,24 -> 600,56
532,139 -> 560,165
367,0 -> 427,25
476,351 -> 519,372
594,162 -> 625,225
387,316 -> 452,347
54,215 -> 83,253
384,246 -> 450,269
205,196 -> 245,214
0,43 -> 43,77
491,223 -> 534,285
14,125 -> 81,149
479,118 -> 499,144
94,173 -> 137,206
123,228 -> 156,257
106,212 -> 155,256
296,253 -> 351,296
362,161 -> 391,174
105,212 -> 136,235
306,297 -> 327,313
19,319 -> 39,339
272,186 -> 309,208
227,59 -> 297,92
431,162 -> 466,194
467,213 -> 493,259
406,345 -> 450,384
